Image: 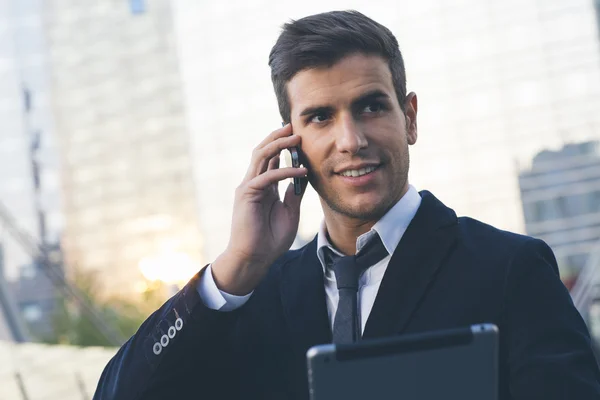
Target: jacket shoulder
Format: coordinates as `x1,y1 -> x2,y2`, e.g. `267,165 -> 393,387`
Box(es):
458,216 -> 537,246
456,216 -> 553,263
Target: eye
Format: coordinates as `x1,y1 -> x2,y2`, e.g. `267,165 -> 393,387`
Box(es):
310,112 -> 330,124
362,102 -> 384,114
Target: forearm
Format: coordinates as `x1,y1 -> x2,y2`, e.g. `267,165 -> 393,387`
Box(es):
93,269 -> 240,400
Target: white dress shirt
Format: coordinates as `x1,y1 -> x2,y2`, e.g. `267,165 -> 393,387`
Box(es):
197,185 -> 422,334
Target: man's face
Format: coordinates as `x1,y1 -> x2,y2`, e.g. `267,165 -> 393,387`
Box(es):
287,53 -> 418,221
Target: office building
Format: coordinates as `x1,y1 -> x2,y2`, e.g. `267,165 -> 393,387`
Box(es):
171,0 -> 600,262
0,244 -> 22,342
8,243 -> 65,340
0,243 -> 32,342
519,141 -> 600,286
0,0 -> 62,276
45,0 -> 204,296
520,141 -> 600,350
0,245 -> 10,341
0,0 -> 63,339
0,298 -> 14,341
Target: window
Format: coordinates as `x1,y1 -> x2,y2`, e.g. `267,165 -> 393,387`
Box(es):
591,191 -> 600,213
130,0 -> 145,14
595,1 -> 600,42
19,263 -> 37,279
531,201 -> 545,223
22,303 -> 42,322
23,87 -> 32,112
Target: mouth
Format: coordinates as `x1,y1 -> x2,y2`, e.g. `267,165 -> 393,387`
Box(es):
336,164 -> 380,178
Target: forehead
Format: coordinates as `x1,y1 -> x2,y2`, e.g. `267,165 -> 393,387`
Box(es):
287,53 -> 394,115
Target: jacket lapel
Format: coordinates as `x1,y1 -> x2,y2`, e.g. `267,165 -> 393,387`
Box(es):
280,237 -> 332,355
363,191 -> 459,339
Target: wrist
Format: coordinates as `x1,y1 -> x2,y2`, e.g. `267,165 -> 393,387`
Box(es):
211,251 -> 268,296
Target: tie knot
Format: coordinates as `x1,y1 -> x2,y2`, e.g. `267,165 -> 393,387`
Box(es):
326,234 -> 388,291
332,256 -> 360,290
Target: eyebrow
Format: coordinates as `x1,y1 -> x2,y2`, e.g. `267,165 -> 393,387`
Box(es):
298,89 -> 391,118
353,90 -> 390,106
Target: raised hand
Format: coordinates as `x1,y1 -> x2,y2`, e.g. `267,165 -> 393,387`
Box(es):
211,124 -> 308,295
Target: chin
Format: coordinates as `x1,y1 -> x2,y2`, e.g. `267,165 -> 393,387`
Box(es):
330,197 -> 391,221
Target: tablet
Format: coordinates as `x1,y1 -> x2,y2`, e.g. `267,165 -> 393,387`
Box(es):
307,324 -> 498,400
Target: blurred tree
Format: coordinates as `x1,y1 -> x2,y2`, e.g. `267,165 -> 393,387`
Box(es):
44,268 -> 166,347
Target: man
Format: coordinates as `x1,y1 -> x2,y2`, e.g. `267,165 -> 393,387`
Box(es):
93,10 -> 600,400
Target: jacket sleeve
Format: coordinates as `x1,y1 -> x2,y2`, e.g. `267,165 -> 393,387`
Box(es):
93,267 -> 241,400
505,238 -> 600,399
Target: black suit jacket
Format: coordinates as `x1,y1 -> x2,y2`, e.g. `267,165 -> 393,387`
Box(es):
93,191 -> 600,399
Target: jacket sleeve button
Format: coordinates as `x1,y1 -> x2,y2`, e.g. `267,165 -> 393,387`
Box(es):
168,326 -> 176,339
175,317 -> 183,331
160,334 -> 169,347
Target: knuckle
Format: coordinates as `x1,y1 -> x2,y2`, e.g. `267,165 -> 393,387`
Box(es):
258,146 -> 271,159
275,139 -> 290,152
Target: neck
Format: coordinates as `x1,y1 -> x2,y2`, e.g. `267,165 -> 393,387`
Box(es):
321,183 -> 410,255
323,211 -> 376,255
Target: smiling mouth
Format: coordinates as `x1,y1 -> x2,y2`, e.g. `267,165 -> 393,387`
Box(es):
337,165 -> 379,177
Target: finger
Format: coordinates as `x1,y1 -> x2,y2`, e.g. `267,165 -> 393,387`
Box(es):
256,123 -> 293,150
246,135 -> 301,179
266,155 -> 281,196
267,155 -> 280,171
255,136 -> 300,174
246,167 -> 307,192
245,124 -> 293,179
283,179 -> 305,212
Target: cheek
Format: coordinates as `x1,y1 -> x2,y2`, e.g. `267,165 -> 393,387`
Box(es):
301,137 -> 331,171
299,147 -> 321,176
383,130 -> 407,150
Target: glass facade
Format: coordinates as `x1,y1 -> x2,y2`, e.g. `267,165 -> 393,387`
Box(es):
130,0 -> 146,15
0,0 -> 63,339
45,0 -> 204,296
519,141 -> 600,284
172,0 -> 600,263
0,0 -> 61,277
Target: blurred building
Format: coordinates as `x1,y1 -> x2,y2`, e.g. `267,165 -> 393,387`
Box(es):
0,244 -> 16,341
8,243 -> 65,340
0,292 -> 15,341
0,0 -> 62,276
172,0 -> 600,262
45,0 -> 204,296
0,0 -> 64,340
0,245 -> 10,341
0,243 -> 30,342
519,141 -> 600,286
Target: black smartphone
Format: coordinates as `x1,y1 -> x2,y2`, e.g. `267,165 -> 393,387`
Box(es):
282,122 -> 303,196
289,147 -> 302,195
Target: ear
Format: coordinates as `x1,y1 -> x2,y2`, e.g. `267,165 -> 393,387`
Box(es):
404,92 -> 418,145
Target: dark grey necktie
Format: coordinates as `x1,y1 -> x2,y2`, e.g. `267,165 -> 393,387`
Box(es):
325,234 -> 388,344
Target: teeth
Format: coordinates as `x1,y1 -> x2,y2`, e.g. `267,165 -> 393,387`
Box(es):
340,166 -> 376,177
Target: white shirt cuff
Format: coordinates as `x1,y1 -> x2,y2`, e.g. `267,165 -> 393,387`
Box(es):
197,264 -> 252,311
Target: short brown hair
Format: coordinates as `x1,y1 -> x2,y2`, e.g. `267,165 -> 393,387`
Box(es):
268,10 -> 407,123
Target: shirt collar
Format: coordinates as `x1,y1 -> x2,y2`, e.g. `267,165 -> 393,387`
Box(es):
316,184 -> 422,271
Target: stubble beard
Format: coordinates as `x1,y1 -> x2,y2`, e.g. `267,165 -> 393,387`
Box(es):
314,151 -> 410,222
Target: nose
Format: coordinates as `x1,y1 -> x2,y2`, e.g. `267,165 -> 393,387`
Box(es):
334,113 -> 367,154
